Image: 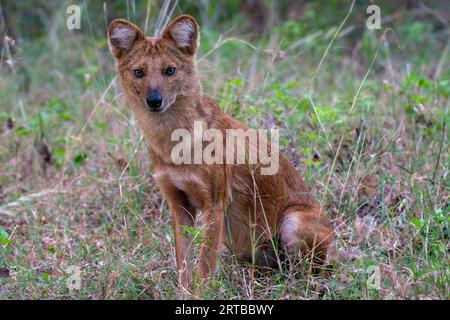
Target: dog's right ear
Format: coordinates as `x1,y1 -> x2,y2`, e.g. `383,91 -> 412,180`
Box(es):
108,19 -> 144,59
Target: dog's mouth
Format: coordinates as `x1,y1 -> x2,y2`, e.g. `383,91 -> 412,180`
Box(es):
146,96 -> 175,113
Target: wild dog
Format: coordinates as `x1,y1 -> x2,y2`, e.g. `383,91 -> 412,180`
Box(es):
108,14 -> 334,292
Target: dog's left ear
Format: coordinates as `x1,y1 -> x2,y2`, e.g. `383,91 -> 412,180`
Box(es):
162,14 -> 199,55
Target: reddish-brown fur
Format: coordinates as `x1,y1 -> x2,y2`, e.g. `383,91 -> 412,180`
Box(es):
108,15 -> 334,292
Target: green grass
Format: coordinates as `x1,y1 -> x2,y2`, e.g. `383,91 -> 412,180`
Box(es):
0,1 -> 448,299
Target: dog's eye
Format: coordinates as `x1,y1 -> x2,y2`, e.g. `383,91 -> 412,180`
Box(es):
165,67 -> 176,76
133,69 -> 144,78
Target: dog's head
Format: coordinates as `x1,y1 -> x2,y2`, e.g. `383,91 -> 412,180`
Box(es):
108,15 -> 200,113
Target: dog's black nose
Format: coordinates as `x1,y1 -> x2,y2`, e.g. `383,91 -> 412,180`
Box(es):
146,90 -> 163,111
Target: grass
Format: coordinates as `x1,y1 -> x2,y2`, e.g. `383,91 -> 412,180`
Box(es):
0,1 -> 448,299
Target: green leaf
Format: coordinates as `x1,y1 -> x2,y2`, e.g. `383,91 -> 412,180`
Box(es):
410,217 -> 423,228
58,113 -> 76,122
0,227 -> 12,244
411,94 -> 428,104
73,152 -> 88,165
42,272 -> 51,283
226,79 -> 244,87
52,147 -> 66,166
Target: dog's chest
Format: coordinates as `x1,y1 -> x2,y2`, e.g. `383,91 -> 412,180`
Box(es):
153,168 -> 208,203
154,169 -> 189,191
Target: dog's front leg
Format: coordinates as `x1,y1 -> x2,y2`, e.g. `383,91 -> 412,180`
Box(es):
157,179 -> 196,292
196,204 -> 224,290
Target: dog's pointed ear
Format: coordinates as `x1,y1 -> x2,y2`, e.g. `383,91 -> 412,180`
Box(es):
162,15 -> 199,55
108,19 -> 145,59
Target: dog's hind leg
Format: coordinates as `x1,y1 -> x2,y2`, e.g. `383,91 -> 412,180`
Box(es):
279,205 -> 334,269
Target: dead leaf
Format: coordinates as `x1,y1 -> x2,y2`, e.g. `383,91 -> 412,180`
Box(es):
360,174 -> 379,197
6,118 -> 15,130
0,267 -> 10,278
37,142 -> 53,165
107,152 -> 129,172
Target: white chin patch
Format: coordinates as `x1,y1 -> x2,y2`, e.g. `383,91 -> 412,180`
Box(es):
161,96 -> 176,112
